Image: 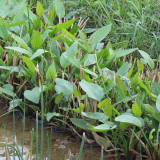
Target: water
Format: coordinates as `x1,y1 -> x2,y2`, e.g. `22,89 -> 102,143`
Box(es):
0,107 -> 101,160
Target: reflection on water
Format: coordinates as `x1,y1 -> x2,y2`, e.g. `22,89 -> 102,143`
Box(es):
0,107 -> 101,160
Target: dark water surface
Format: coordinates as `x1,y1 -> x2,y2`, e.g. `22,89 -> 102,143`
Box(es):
0,107 -> 101,160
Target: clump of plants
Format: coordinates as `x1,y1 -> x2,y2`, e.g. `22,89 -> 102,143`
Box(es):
0,0 -> 160,159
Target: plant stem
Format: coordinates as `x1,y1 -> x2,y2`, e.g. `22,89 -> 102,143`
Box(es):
30,128 -> 34,157
22,98 -> 26,156
40,56 -> 44,160
36,111 -> 39,160
77,132 -> 85,160
13,98 -> 15,160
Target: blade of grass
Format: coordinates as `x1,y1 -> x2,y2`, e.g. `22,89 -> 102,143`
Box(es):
77,132 -> 85,160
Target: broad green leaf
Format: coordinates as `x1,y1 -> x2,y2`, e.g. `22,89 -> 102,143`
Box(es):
46,112 -> 63,121
63,55 -> 81,68
119,122 -> 129,131
9,99 -> 22,110
83,54 -> 97,66
0,18 -> 9,39
0,87 -> 15,97
3,84 -> 13,91
37,85 -> 48,92
47,9 -> 55,22
156,94 -> 160,112
127,59 -> 136,78
81,112 -> 108,120
80,79 -> 104,102
0,66 -> 19,73
65,10 -> 77,19
65,41 -> 78,55
23,56 -> 35,73
79,32 -> 92,52
115,113 -> 144,127
138,50 -> 154,69
5,47 -> 32,57
153,113 -> 160,122
50,19 -> 75,34
30,49 -> 48,60
115,89 -> 124,102
70,118 -> 91,130
62,28 -> 76,40
83,68 -> 98,79
60,41 -> 78,68
115,48 -> 137,58
131,102 -> 142,116
42,29 -> 50,41
132,72 -> 157,100
31,31 -> 43,51
83,28 -> 97,33
103,99 -> 113,119
117,62 -> 130,76
106,81 -> 116,93
0,25 -> 9,39
24,87 -> 40,104
36,1 -> 44,16
102,68 -> 114,80
10,32 -> 28,49
120,76 -> 131,90
68,25 -> 80,34
53,28 -> 76,41
24,7 -> 37,22
55,78 -> 73,96
55,92 -> 63,105
151,82 -> 160,96
38,85 -> 52,92
90,24 -> 112,46
33,18 -> 42,29
54,0 -> 65,18
116,75 -> 127,98
0,46 -> 4,54
138,59 -> 144,71
72,103 -> 84,113
97,48 -> 110,61
83,71 -> 92,82
46,62 -> 56,80
136,93 -> 144,107
98,99 -> 108,109
13,3 -> 26,22
79,30 -> 87,42
7,20 -> 25,28
88,121 -> 116,132
50,39 -> 60,59
73,88 -> 82,99
143,104 -> 154,114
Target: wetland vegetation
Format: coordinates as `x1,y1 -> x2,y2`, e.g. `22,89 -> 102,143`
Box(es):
0,0 -> 160,159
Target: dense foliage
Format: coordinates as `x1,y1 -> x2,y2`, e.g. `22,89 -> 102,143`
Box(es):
0,0 -> 160,159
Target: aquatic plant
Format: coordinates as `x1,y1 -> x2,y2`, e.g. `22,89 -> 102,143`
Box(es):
0,0 -> 160,159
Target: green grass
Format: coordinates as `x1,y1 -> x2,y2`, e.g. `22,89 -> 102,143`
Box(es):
66,0 -> 160,58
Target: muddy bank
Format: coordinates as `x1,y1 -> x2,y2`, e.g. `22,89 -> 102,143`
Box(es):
0,106 -> 101,160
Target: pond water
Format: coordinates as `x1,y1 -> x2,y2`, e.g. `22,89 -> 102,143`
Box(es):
0,107 -> 101,160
